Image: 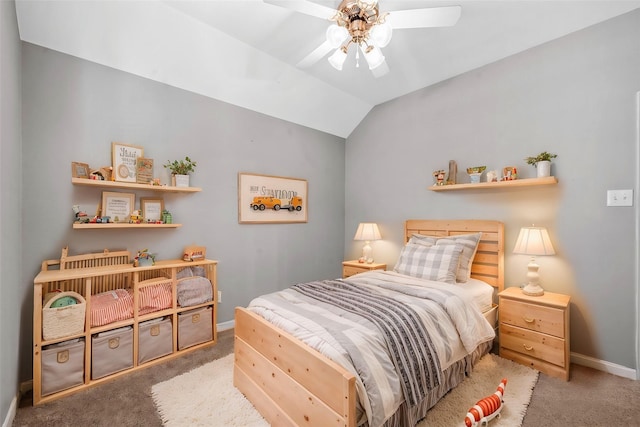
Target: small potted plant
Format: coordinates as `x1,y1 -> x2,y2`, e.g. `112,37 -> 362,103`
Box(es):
525,151 -> 557,178
164,156 -> 197,187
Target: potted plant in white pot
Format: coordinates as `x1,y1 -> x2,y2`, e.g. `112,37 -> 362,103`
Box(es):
525,151 -> 557,178
164,156 -> 197,187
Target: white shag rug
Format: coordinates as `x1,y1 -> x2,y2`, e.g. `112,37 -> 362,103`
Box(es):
152,353 -> 538,427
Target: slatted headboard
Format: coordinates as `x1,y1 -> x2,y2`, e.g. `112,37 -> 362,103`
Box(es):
404,219 -> 504,292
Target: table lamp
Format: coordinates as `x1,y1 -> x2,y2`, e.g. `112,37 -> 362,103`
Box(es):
353,223 -> 381,264
513,226 -> 556,296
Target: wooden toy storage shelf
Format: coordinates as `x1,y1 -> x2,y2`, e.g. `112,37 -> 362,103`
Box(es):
33,258 -> 218,405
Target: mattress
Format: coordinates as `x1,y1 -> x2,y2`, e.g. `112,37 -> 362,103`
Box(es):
452,278 -> 495,313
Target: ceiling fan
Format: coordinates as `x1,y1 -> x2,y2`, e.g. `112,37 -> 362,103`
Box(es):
264,0 -> 461,77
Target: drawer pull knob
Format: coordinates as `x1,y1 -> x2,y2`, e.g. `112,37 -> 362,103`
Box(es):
523,316 -> 535,323
523,344 -> 534,351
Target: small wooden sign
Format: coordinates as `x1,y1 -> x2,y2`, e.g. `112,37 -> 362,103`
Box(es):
136,158 -> 154,184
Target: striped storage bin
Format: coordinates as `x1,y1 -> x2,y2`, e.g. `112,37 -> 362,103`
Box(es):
137,277 -> 173,315
90,289 -> 133,327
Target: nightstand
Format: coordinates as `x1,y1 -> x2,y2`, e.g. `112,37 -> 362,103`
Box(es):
342,260 -> 386,278
498,287 -> 570,380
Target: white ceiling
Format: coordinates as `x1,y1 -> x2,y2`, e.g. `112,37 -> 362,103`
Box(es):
15,0 -> 640,137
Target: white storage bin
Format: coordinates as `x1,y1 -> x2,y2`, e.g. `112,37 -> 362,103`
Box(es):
178,306 -> 212,350
138,317 -> 173,364
91,326 -> 133,379
41,338 -> 85,396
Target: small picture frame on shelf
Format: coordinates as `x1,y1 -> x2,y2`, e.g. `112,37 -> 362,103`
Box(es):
136,158 -> 154,185
140,197 -> 164,222
101,191 -> 135,223
502,166 -> 517,181
112,142 -> 144,183
71,162 -> 90,179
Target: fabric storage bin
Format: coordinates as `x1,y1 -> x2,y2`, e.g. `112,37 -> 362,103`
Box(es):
137,277 -> 173,315
41,338 -> 85,396
90,289 -> 133,327
178,306 -> 213,350
42,291 -> 86,340
177,276 -> 213,307
91,326 -> 133,379
138,317 -> 173,364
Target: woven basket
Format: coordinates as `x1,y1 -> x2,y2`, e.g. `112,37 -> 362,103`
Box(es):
42,291 -> 86,340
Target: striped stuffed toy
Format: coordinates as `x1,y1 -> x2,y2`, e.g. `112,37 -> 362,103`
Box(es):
464,378 -> 507,427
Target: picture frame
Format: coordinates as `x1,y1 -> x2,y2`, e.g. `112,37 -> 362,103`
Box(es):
101,191 -> 135,222
136,158 -> 154,185
112,142 -> 144,182
238,173 -> 308,224
71,162 -> 90,179
140,197 -> 164,222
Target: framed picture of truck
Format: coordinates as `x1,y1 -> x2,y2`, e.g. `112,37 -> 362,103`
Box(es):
238,173 -> 308,224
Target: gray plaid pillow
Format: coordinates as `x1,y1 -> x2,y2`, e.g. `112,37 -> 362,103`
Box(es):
408,232 -> 482,282
393,243 -> 463,284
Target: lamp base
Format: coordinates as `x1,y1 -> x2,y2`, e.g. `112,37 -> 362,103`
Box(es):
522,283 -> 544,296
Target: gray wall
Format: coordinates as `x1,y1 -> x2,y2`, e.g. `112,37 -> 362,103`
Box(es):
18,43 -> 345,383
345,10 -> 639,370
0,0 -> 23,421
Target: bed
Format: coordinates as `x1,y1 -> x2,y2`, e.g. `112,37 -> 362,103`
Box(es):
234,219 -> 504,427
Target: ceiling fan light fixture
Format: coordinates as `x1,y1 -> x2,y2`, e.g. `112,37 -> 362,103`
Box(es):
328,46 -> 348,70
369,19 -> 392,47
362,45 -> 385,70
326,24 -> 349,48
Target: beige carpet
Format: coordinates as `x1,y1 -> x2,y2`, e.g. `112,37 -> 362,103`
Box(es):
152,353 -> 538,427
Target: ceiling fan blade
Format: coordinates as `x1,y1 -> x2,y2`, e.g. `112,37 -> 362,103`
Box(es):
263,0 -> 336,20
297,40 -> 334,68
387,5 -> 461,29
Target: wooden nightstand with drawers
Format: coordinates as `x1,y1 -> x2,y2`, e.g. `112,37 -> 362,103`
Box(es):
499,287 -> 571,380
342,260 -> 386,278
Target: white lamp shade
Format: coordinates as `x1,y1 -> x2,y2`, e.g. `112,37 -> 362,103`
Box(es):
328,48 -> 348,70
362,45 -> 385,70
369,20 -> 392,47
513,227 -> 555,256
326,24 -> 349,48
353,223 -> 382,241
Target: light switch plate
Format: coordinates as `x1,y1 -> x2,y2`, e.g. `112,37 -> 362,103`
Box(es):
606,189 -> 633,206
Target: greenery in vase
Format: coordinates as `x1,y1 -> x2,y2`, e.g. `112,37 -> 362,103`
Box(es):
163,156 -> 197,175
525,151 -> 557,167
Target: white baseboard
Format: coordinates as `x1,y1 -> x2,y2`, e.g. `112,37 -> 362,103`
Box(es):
571,352 -> 637,380
2,394 -> 17,427
217,320 -> 235,332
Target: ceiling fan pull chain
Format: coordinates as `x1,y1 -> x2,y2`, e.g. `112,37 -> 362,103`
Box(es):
355,47 -> 360,68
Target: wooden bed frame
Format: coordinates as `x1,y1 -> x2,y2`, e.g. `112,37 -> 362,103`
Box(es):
234,219 -> 504,427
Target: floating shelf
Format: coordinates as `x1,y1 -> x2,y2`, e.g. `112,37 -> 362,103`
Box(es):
71,177 -> 201,193
429,176 -> 558,191
73,223 -> 182,229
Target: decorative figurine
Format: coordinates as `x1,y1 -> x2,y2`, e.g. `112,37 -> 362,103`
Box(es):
134,249 -> 155,267
433,169 -> 446,186
464,378 -> 507,427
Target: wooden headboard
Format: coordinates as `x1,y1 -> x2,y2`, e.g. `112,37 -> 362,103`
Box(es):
404,219 -> 504,292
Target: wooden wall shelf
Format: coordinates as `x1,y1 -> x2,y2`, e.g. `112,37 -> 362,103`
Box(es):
72,223 -> 182,229
429,176 -> 558,192
71,177 -> 201,193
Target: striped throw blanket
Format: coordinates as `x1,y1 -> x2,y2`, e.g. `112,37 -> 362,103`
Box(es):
292,280 -> 441,407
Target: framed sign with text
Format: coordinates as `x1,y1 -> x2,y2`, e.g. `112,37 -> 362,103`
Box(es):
238,173 -> 307,224
112,142 -> 144,182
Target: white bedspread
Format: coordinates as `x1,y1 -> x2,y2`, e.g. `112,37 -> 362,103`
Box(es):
246,270 -> 495,427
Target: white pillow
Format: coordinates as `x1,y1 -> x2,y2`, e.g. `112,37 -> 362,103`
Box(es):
407,232 -> 482,282
393,243 -> 463,284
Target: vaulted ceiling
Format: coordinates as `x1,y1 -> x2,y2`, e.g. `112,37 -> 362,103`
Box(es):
15,1 -> 640,137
